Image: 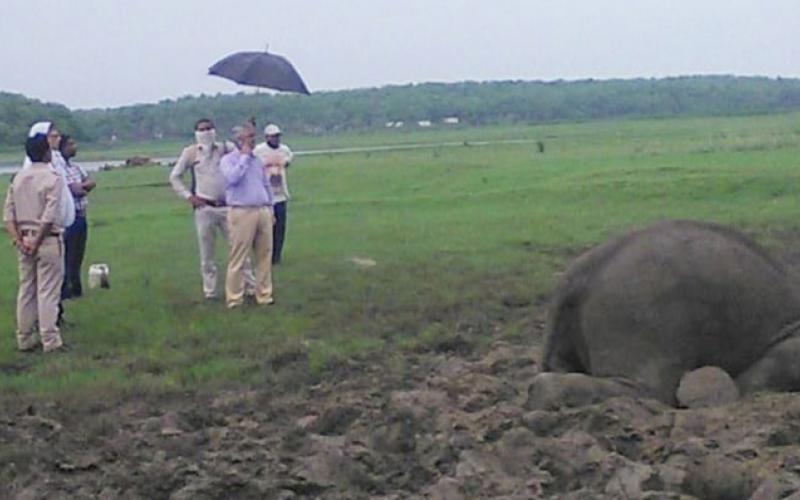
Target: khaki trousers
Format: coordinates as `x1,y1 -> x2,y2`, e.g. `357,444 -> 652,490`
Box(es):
16,236 -> 64,352
195,206 -> 255,298
226,207 -> 273,308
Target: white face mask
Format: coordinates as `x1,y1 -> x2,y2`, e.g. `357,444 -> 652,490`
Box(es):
195,129 -> 217,146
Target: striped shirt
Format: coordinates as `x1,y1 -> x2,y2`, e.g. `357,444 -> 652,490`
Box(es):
64,159 -> 89,214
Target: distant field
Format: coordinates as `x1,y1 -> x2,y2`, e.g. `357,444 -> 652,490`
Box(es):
1,112 -> 800,397
0,125 -> 537,164
3,112 -> 800,164
3,111 -> 798,164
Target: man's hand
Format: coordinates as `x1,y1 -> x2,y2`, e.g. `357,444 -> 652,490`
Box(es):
15,237 -> 36,256
188,195 -> 206,208
22,240 -> 38,256
5,222 -> 27,254
240,141 -> 254,156
83,179 -> 97,192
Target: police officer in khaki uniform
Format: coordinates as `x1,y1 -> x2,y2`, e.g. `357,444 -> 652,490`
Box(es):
169,118 -> 255,299
3,131 -> 66,353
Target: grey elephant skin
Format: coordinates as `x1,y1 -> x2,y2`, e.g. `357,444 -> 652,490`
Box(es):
538,220 -> 800,407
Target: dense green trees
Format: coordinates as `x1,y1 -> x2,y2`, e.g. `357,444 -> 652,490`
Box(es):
1,76 -> 800,147
0,92 -> 85,146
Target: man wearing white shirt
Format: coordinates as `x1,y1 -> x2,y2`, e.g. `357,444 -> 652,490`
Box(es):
254,124 -> 294,265
23,122 -> 75,229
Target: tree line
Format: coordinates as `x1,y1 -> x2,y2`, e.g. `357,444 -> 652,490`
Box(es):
2,75 -> 800,147
0,93 -> 85,147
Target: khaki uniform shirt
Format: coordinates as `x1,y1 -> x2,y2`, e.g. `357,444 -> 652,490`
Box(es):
169,141 -> 233,202
3,162 -> 65,233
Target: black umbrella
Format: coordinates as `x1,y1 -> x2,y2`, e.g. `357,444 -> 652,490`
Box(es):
209,50 -> 310,95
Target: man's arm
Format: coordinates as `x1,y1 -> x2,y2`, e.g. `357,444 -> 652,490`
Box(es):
221,153 -> 250,186
169,147 -> 204,207
80,166 -> 97,192
169,148 -> 194,199
3,184 -> 22,250
68,167 -> 94,197
69,182 -> 87,197
284,145 -> 294,167
4,220 -> 21,248
27,221 -> 53,255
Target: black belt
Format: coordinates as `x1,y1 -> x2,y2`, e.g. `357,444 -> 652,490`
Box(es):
20,229 -> 60,238
199,197 -> 227,208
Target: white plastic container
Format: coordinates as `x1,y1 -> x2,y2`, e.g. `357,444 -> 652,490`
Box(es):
88,263 -> 110,289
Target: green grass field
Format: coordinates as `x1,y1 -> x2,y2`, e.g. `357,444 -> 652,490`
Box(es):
2,112 -> 800,397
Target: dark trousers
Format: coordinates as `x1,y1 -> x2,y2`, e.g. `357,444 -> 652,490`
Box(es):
272,201 -> 287,264
61,214 -> 88,300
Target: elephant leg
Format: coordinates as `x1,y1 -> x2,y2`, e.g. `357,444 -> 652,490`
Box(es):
526,372 -> 642,411
736,337 -> 800,395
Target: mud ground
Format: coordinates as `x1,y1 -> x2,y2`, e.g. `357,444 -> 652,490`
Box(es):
6,335 -> 800,499
5,234 -> 800,499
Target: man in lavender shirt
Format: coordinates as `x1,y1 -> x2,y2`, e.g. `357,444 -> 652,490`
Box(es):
220,123 -> 275,308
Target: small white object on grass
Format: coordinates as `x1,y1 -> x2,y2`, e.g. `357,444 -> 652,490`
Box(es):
88,263 -> 111,289
349,257 -> 377,268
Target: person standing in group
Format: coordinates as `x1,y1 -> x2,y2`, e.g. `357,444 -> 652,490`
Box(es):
254,124 -> 293,265
60,135 -> 96,300
221,123 -> 275,309
23,122 -> 74,229
24,122 -> 74,326
169,118 -> 255,300
3,132 -> 66,353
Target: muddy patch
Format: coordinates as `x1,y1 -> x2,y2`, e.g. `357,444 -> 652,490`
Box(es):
6,230 -> 800,498
4,338 -> 800,499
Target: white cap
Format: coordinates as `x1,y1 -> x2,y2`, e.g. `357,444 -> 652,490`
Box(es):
28,121 -> 52,137
264,124 -> 281,136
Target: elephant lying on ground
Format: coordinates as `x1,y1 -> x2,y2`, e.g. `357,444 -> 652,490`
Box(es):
532,220 -> 800,408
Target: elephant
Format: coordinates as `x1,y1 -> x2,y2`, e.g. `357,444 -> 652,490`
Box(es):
532,220 -> 800,408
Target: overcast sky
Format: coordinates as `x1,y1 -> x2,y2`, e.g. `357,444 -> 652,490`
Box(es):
0,0 -> 797,109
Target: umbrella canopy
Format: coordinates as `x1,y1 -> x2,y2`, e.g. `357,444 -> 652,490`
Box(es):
209,50 -> 310,95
